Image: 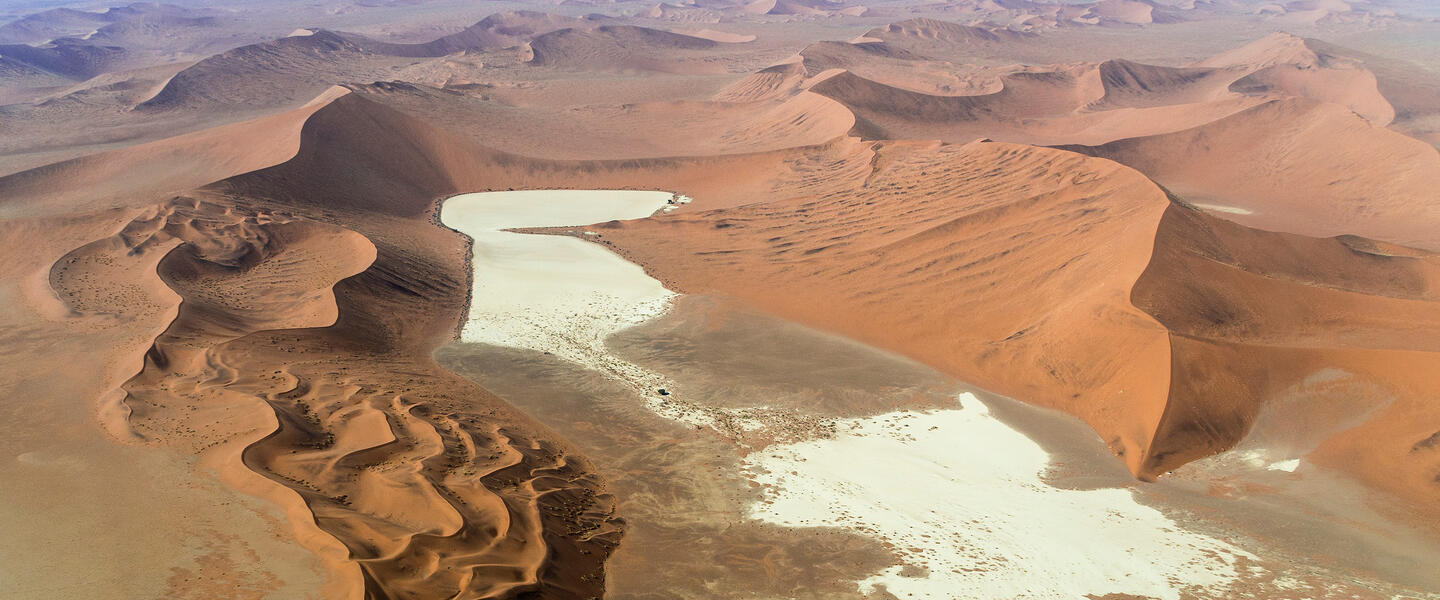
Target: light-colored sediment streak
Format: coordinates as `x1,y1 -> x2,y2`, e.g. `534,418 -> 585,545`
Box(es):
742,392 -> 1255,600
1189,202 -> 1255,215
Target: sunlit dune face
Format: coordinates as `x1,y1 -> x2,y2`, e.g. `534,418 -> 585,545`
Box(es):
4,3 -> 1440,599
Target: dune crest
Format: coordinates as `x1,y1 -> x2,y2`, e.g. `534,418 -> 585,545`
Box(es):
592,139 -> 1440,525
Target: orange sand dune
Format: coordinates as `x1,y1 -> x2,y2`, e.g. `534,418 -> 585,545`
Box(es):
712,60 -> 808,102
1196,32 -> 1393,125
343,80 -> 853,160
1088,58 -> 1235,109
598,141 -> 1180,476
810,68 -> 1265,145
798,29 -> 1401,147
0,86 -> 348,216
7,14 -> 1440,598
592,140 -> 1440,528
32,90 -> 872,597
1133,204 -> 1440,493
1064,98 -> 1440,252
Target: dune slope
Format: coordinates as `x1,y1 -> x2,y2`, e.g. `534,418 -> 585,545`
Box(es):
595,140 -> 1440,525
1065,98 -> 1440,252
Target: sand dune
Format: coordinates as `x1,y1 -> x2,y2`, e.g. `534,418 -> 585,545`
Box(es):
134,13 -> 590,113
794,29 -> 1405,148
82,91 -> 860,596
137,31 -> 407,112
343,79 -> 853,160
401,11 -> 604,55
47,96 -> 640,597
0,7 -> 117,45
810,67 -> 1266,145
0,3 -> 219,46
5,8 -> 1440,598
860,17 -> 1035,55
1197,32 -> 1393,124
593,139 -> 1440,526
1089,58 -> 1234,109
0,86 -> 348,216
712,60 -> 807,102
0,39 -> 128,80
528,26 -> 728,74
1065,98 -> 1440,251
1131,202 -> 1440,493
598,141 -> 1178,475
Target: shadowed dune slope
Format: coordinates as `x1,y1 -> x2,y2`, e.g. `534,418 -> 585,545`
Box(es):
1089,58 -> 1233,109
0,86 -> 349,217
137,31 -> 403,111
6,9 -> 1440,599
1064,98 -> 1440,252
594,140 -> 1440,525
1133,204 -> 1440,525
47,90 -> 872,598
220,90 -> 869,210
1196,32 -> 1393,125
0,39 -> 127,80
341,80 -> 853,160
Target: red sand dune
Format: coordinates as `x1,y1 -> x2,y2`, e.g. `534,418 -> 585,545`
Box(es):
591,139 -> 1440,529
5,10 -> 1440,598
1064,98 -> 1440,252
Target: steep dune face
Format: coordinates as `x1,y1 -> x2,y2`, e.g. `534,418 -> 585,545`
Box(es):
796,40 -> 1005,97
0,86 -> 348,217
222,91 -> 864,210
134,18 -> 524,114
1196,32 -> 1393,125
598,141 -> 1179,474
341,80 -> 854,160
0,3 -> 219,46
186,98 -> 633,598
1089,58 -> 1233,109
595,139 -> 1440,522
137,32 -> 392,111
31,94 -> 708,598
1300,38 -> 1440,144
66,90 -> 863,597
1131,204 -> 1440,521
1066,98 -> 1440,251
811,68 -> 1094,125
